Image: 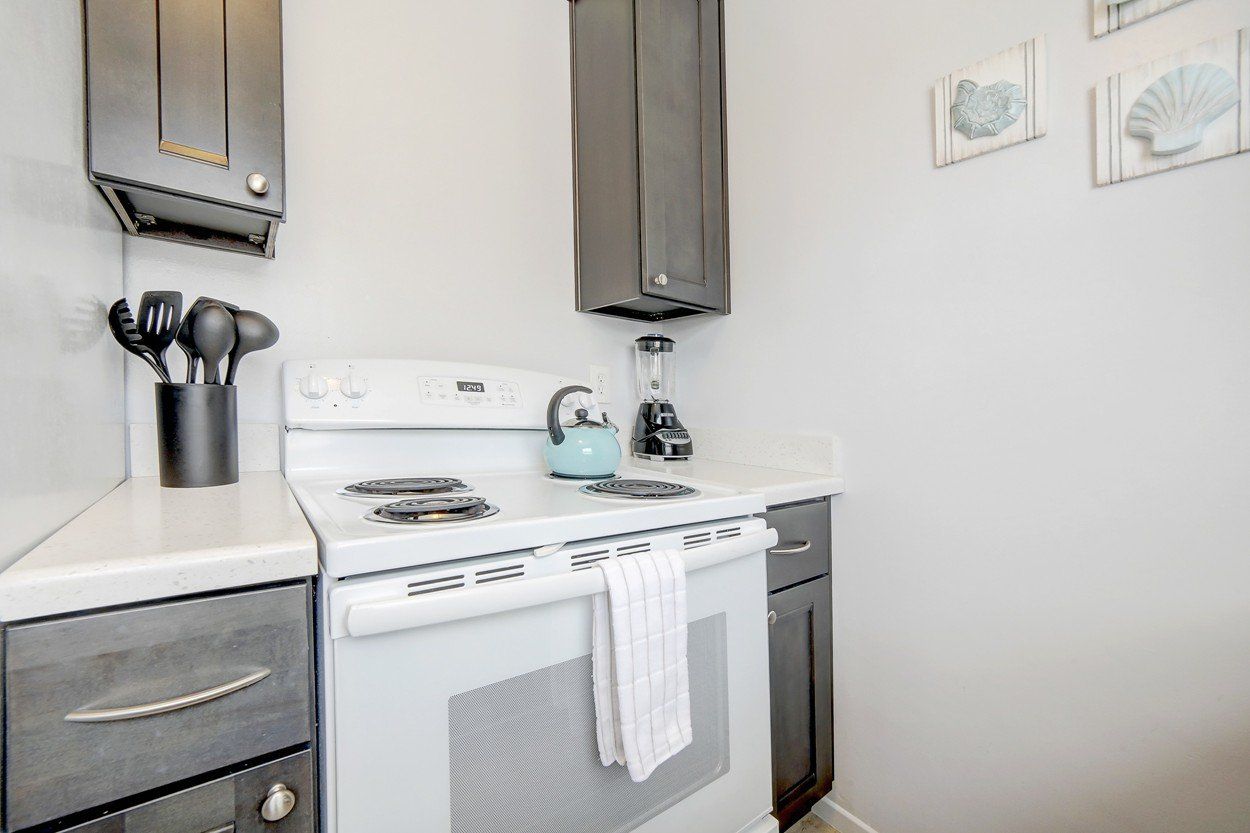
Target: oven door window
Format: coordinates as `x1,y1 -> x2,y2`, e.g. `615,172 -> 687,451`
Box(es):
448,614 -> 728,833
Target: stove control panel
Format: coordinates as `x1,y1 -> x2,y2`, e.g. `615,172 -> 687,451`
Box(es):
282,360 -> 585,430
419,376 -> 522,408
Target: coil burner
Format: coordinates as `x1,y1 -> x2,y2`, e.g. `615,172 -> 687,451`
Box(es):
367,495 -> 500,525
579,479 -> 699,500
341,477 -> 472,498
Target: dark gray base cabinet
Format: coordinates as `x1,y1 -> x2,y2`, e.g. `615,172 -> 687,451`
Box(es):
763,499 -> 834,831
769,576 -> 833,831
570,0 -> 731,321
85,0 -> 286,257
1,581 -> 316,833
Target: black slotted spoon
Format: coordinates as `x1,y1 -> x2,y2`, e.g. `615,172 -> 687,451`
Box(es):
107,298 -> 172,382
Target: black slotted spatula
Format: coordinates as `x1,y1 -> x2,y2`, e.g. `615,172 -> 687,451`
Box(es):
136,291 -> 182,383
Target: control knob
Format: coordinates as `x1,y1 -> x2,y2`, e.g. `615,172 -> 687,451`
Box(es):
340,372 -> 369,400
298,372 -> 329,400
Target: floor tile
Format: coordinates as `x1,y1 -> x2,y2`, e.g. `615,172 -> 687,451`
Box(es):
791,813 -> 839,833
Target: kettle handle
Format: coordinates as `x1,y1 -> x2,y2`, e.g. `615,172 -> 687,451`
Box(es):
547,385 -> 592,446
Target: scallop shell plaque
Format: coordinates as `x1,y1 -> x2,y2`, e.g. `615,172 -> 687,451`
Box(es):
1128,63 -> 1239,156
951,79 -> 1028,140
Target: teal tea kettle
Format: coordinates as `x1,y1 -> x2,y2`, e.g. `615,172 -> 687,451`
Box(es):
544,385 -> 622,479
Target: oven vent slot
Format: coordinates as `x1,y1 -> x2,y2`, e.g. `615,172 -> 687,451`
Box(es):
716,527 -> 742,540
407,574 -> 466,596
474,563 -> 526,585
616,542 -> 652,555
683,532 -> 713,549
571,549 -> 611,572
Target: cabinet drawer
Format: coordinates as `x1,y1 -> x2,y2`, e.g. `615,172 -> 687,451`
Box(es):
762,499 -> 831,593
5,585 -> 311,830
65,750 -> 314,833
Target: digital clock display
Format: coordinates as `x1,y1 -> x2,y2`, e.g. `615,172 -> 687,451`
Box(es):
456,381 -> 486,393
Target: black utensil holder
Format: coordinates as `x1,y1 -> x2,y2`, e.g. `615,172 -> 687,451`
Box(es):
155,383 -> 239,488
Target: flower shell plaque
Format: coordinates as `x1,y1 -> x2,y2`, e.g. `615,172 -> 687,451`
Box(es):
951,80 -> 1028,140
935,37 -> 1047,167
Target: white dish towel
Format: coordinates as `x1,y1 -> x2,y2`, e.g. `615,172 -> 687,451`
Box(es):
592,550 -> 692,783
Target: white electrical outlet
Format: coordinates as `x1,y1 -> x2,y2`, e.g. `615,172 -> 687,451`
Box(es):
590,365 -> 611,403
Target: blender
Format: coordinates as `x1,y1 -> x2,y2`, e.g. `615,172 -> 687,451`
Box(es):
632,334 -> 694,461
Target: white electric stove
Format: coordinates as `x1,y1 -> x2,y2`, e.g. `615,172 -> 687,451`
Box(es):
282,359 -> 778,833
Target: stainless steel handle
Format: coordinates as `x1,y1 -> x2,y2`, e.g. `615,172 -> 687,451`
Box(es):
246,172 -> 270,195
65,669 -> 271,723
770,540 -> 812,556
201,825 -> 235,833
767,610 -> 777,626
260,783 -> 297,822
654,273 -> 669,286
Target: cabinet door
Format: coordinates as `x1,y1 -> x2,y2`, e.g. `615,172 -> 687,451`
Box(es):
768,576 -> 833,831
62,751 -> 315,833
635,0 -> 728,311
87,0 -> 284,215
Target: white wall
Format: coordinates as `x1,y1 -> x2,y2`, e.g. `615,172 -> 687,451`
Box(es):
669,2 -> 1250,832
0,1 -> 125,567
123,0 -> 644,440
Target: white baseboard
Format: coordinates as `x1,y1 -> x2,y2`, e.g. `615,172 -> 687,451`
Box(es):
737,814 -> 779,833
813,796 -> 880,833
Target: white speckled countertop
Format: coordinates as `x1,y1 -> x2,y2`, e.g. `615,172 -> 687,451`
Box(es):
0,472 -> 318,622
632,457 -> 844,507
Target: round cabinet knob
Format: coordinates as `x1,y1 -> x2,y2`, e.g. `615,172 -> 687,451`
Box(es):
654,273 -> 669,287
340,372 -> 369,400
260,783 -> 296,822
767,611 -> 777,626
246,172 -> 270,195
298,373 -> 329,400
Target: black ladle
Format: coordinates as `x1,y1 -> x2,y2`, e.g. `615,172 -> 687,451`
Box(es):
224,310 -> 280,385
176,296 -> 239,383
193,302 -> 237,384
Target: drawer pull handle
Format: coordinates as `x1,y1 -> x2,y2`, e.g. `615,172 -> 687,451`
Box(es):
64,669 -> 271,723
770,540 -> 812,556
202,825 -> 235,833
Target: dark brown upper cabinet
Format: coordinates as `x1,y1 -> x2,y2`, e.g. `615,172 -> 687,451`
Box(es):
571,0 -> 730,320
86,0 -> 286,258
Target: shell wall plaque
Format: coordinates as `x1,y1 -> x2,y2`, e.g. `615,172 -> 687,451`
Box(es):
1094,0 -> 1196,39
935,37 -> 1047,168
1096,30 -> 1250,186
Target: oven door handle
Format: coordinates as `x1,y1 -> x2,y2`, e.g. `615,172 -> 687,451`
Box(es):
343,528 -> 778,638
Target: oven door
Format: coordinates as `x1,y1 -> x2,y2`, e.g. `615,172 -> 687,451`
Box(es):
321,525 -> 778,833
